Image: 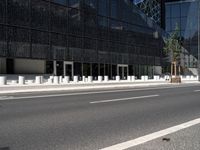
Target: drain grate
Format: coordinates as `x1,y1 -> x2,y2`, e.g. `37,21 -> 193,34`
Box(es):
0,147 -> 10,150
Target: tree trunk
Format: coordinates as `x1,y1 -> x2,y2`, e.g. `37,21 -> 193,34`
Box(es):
174,61 -> 177,77
171,62 -> 173,76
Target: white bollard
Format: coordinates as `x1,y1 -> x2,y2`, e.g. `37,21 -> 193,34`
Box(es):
63,76 -> 70,83
116,76 -> 120,82
98,76 -> 102,82
18,76 -> 25,85
88,76 -> 93,83
73,76 -> 78,83
131,76 -> 135,81
0,76 -> 7,85
141,76 -> 145,81
154,75 -> 160,81
48,78 -> 53,84
35,76 -> 41,84
127,76 -> 131,82
82,76 -> 86,82
53,76 -> 59,84
104,76 -> 109,82
59,76 -> 63,83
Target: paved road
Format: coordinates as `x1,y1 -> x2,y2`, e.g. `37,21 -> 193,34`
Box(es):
0,83 -> 200,150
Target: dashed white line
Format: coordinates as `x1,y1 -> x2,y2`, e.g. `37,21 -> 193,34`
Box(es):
90,95 -> 159,104
100,118 -> 200,150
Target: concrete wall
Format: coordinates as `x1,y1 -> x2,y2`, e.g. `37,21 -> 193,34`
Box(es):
154,66 -> 162,75
14,59 -> 45,74
0,58 -> 6,74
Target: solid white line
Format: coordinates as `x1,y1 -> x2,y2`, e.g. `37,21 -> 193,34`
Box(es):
100,118 -> 200,150
90,95 -> 159,104
0,84 -> 197,101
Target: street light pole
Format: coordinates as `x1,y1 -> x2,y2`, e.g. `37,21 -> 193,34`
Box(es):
198,0 -> 200,81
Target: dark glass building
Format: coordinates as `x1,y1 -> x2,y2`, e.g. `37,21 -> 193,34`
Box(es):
165,0 -> 199,75
0,0 -> 163,79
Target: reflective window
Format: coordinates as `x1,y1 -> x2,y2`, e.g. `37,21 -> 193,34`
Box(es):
0,0 -> 6,23
84,0 -> 96,9
165,4 -> 171,18
171,18 -> 180,30
171,4 -> 180,18
53,0 -> 67,5
98,0 -> 109,16
69,0 -> 80,8
180,2 -> 190,17
111,0 -> 118,18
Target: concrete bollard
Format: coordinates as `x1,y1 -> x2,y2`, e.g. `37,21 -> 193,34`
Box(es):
104,76 -> 109,82
127,76 -> 131,82
73,76 -> 78,83
116,76 -> 120,82
59,76 -> 63,83
141,76 -> 148,81
35,76 -> 41,84
88,76 -> 93,83
18,76 -> 25,85
131,76 -> 135,81
82,76 -> 86,82
63,76 -> 70,83
0,76 -> 7,85
98,76 -> 102,82
48,78 -> 53,84
53,76 -> 59,84
154,75 -> 160,81
40,76 -> 44,84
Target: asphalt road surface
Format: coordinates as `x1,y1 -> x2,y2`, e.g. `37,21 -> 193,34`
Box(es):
0,83 -> 200,150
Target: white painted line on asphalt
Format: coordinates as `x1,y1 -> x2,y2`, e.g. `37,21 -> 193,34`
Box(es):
194,90 -> 200,92
0,84 -> 197,101
100,118 -> 200,150
90,95 -> 159,104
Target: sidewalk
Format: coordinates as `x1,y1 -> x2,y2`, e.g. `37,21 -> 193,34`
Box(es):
0,80 -> 199,94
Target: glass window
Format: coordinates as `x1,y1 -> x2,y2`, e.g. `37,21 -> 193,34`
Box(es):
181,2 -> 190,17
8,0 -> 30,26
53,0 -> 67,5
111,0 -> 118,18
98,0 -> 109,16
69,0 -> 80,8
0,0 -> 6,23
181,17 -> 187,31
31,0 -> 49,30
171,18 -> 180,30
165,19 -> 171,32
84,0 -> 96,9
165,4 -> 171,18
171,4 -> 180,18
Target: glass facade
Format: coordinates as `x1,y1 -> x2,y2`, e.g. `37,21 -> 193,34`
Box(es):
165,0 -> 199,71
0,0 -> 163,78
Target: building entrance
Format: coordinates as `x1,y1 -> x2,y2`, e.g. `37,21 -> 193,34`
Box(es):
117,64 -> 128,80
64,61 -> 73,79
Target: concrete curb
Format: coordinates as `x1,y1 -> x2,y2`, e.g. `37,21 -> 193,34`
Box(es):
0,81 -> 199,94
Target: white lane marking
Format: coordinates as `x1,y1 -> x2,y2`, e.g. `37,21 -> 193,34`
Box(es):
194,90 -> 200,92
0,84 -> 197,101
100,118 -> 200,150
90,95 -> 159,104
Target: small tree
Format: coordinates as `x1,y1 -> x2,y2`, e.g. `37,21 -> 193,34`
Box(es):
163,24 -> 181,77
